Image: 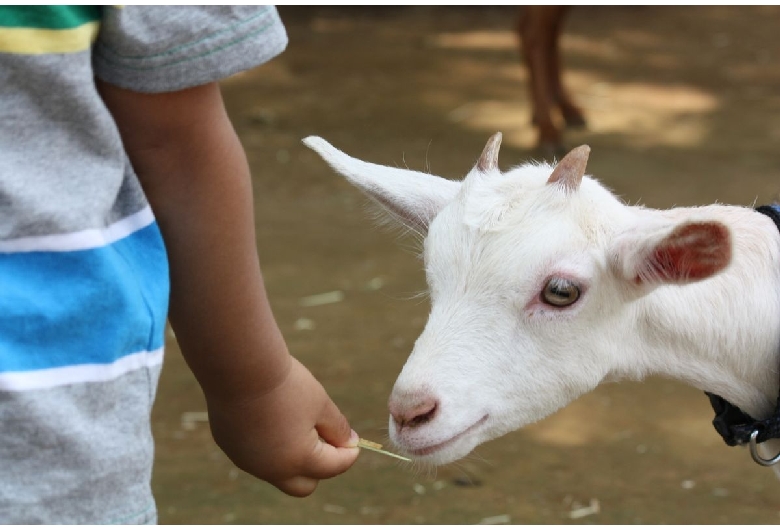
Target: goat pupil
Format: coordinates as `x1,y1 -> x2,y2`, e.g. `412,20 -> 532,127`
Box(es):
542,278 -> 580,307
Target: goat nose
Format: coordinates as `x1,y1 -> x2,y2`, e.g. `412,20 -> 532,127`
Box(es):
389,394 -> 439,431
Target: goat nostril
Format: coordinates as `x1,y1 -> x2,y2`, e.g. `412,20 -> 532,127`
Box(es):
390,398 -> 439,431
407,402 -> 437,429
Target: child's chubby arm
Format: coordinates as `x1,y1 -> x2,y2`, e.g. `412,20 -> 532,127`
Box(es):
96,80 -> 359,497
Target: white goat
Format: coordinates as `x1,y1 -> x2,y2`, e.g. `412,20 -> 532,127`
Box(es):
304,133 -> 780,472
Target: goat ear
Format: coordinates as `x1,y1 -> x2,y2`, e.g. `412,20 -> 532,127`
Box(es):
612,220 -> 732,285
303,136 -> 461,233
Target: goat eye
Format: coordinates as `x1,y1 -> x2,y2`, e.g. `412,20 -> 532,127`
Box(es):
541,278 -> 580,307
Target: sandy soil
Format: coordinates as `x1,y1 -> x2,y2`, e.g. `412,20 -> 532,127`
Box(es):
151,6 -> 780,524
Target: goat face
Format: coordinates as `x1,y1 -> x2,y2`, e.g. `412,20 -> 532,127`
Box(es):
305,134 -> 731,465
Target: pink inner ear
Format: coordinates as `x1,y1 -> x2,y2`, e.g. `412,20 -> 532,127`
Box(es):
638,222 -> 731,283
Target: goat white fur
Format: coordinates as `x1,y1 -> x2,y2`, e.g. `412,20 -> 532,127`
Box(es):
304,133 -> 780,471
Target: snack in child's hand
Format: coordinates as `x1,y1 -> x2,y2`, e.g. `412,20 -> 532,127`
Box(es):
357,438 -> 411,462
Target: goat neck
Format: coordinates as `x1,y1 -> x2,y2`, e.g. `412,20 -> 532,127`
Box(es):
611,205 -> 780,421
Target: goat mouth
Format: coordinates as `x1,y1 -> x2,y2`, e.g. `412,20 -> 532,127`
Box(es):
407,414 -> 489,457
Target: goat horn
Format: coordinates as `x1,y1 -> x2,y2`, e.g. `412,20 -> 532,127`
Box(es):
547,144 -> 591,191
476,132 -> 503,172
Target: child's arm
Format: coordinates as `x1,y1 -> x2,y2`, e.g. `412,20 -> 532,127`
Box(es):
96,80 -> 359,497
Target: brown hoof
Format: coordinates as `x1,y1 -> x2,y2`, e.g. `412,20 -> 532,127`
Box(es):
535,141 -> 568,161
564,114 -> 587,129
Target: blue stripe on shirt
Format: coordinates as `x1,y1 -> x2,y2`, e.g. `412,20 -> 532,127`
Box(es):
0,222 -> 169,372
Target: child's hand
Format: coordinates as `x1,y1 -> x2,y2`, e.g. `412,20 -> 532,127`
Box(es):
205,356 -> 360,497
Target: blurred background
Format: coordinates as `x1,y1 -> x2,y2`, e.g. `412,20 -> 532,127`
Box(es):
152,6 -> 780,524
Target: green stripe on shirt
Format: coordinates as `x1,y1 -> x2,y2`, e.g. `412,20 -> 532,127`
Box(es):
0,6 -> 101,29
0,6 -> 102,55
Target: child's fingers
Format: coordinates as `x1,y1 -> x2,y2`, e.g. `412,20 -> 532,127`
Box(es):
276,476 -> 319,498
305,439 -> 361,480
272,438 -> 359,495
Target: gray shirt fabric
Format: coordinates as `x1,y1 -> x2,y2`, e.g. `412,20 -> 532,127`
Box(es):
94,6 -> 287,93
0,6 -> 287,523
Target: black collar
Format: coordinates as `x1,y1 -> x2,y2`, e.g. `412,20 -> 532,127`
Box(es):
706,205 -> 780,459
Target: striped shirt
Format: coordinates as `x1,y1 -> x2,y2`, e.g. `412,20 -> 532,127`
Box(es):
0,6 -> 287,523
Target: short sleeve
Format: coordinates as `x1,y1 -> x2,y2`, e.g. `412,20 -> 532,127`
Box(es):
92,6 -> 288,93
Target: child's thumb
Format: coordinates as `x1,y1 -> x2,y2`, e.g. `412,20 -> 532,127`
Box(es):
315,397 -> 358,448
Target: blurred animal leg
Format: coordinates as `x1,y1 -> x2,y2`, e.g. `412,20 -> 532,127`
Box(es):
519,6 -> 562,151
547,6 -> 586,129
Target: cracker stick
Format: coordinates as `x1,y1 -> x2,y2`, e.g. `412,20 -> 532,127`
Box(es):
357,438 -> 411,462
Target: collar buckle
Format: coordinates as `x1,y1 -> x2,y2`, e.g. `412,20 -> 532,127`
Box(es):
749,430 -> 780,466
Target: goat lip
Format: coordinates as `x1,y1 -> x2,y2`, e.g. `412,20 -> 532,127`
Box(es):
407,414 -> 489,457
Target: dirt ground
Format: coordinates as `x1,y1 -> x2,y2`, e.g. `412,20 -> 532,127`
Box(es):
151,6 -> 780,524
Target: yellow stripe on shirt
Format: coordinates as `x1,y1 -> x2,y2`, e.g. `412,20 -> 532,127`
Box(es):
0,21 -> 100,55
